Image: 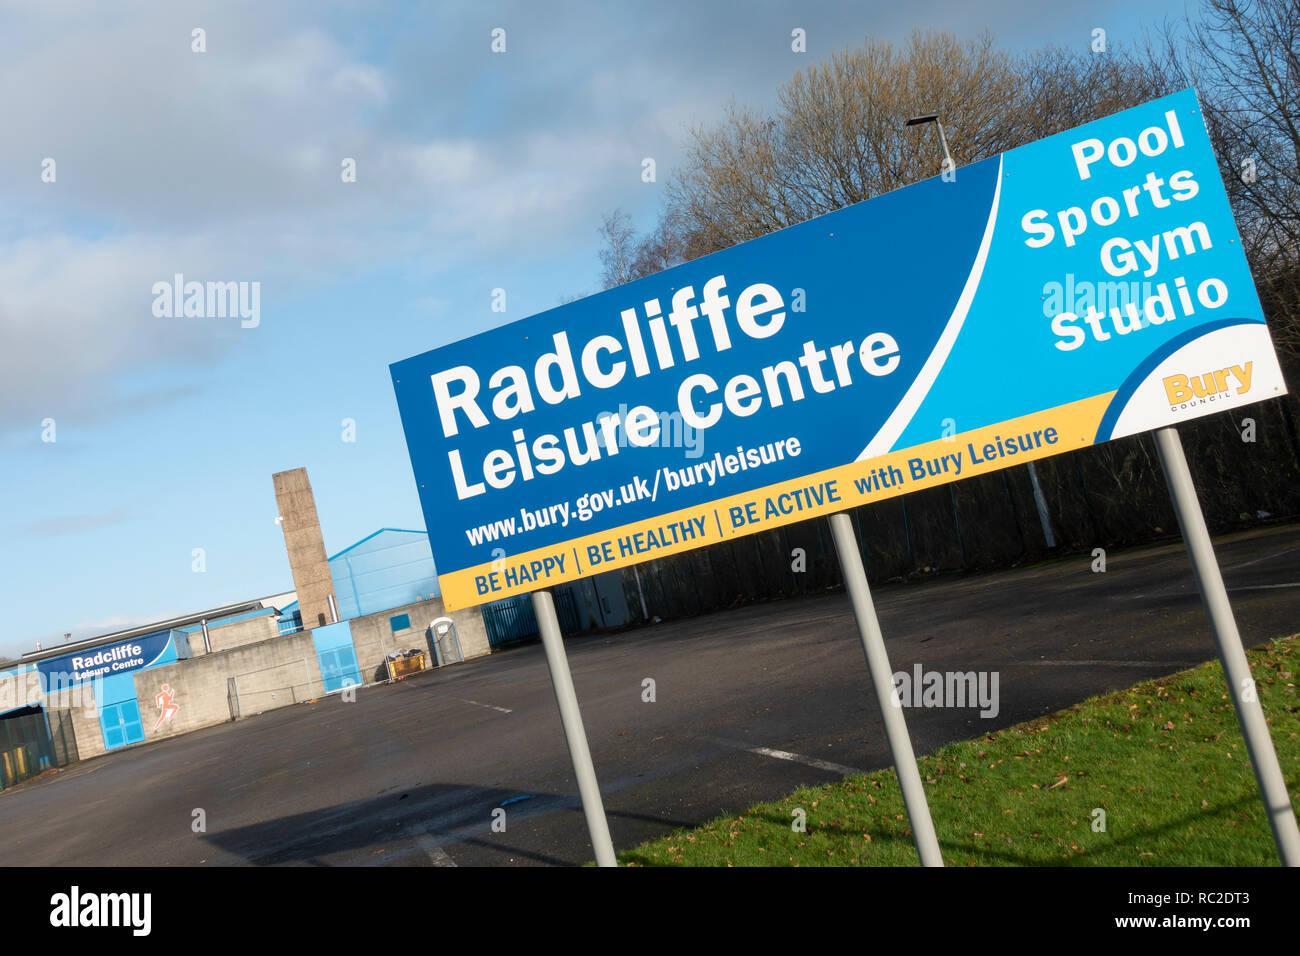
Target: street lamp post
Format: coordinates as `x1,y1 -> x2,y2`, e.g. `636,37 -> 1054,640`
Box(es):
905,112 -> 954,174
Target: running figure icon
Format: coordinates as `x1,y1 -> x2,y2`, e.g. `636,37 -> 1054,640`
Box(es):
153,683 -> 180,730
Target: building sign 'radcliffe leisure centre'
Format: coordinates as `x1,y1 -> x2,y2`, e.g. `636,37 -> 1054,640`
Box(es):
391,89 -> 1287,609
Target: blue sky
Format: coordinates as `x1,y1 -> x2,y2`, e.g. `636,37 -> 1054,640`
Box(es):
0,0 -> 1196,658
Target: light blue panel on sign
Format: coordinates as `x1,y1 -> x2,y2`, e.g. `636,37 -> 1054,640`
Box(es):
893,89 -> 1261,451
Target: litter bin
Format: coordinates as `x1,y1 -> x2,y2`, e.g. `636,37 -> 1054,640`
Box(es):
430,617 -> 464,666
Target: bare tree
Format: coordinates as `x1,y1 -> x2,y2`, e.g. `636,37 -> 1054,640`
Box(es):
664,31 -> 1024,255
629,207 -> 694,278
595,11 -> 1297,358
1016,44 -> 1174,145
599,30 -> 1167,278
597,208 -> 638,290
583,9 -> 1300,617
1159,0 -> 1300,353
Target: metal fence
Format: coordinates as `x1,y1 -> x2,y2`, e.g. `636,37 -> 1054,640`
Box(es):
481,589 -> 580,648
226,659 -> 332,717
0,708 -> 77,790
231,679 -> 331,715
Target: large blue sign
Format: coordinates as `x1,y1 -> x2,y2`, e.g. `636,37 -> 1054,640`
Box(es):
37,630 -> 183,692
391,89 -> 1286,608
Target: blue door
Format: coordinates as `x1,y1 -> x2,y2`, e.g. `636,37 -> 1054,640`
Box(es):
318,647 -> 362,692
100,700 -> 145,750
97,672 -> 145,751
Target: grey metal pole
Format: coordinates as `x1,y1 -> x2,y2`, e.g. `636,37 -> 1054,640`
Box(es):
1026,462 -> 1057,548
375,609 -> 394,681
531,589 -> 618,867
828,512 -> 944,866
935,121 -> 954,174
1154,426 -> 1300,866
633,564 -> 649,621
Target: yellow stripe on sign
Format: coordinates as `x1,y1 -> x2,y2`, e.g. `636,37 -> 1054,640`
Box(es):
439,392 -> 1115,609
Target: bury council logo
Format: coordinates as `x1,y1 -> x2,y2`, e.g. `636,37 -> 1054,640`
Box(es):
1163,360 -> 1253,412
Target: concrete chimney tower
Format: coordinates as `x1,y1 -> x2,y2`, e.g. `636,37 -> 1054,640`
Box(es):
273,467 -> 338,630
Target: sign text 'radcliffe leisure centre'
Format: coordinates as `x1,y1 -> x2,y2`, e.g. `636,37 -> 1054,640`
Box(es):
391,89 -> 1287,609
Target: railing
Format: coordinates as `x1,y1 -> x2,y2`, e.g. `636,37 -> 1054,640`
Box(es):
227,659 -> 328,716
230,678 -> 335,715
481,589 -> 581,648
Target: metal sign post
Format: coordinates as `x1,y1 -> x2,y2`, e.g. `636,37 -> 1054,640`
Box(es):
531,589 -> 618,867
1153,426 -> 1300,866
828,512 -> 944,866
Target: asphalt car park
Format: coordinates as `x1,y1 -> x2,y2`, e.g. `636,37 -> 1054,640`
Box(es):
2,522 -> 1297,866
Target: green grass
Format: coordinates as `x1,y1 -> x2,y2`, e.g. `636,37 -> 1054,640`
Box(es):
619,635 -> 1300,866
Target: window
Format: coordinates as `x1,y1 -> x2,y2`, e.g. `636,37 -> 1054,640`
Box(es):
389,613 -> 412,633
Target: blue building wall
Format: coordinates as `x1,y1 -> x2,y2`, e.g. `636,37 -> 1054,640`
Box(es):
28,630 -> 187,752
281,529 -> 440,622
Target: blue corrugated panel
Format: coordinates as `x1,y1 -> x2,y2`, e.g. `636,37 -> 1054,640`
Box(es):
280,529 -> 440,621
333,529 -> 440,616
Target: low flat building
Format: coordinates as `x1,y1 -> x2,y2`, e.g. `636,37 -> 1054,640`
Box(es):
1,527 -> 491,770
0,465 -> 628,780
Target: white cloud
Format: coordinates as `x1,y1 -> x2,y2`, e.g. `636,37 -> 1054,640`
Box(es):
0,2 -> 788,431
15,509 -> 134,537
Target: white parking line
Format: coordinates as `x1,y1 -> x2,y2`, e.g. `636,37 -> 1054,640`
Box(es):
748,746 -> 864,776
704,735 -> 862,776
368,833 -> 459,867
1130,545 -> 1300,601
414,835 -> 458,867
1223,547 -> 1300,572
1010,659 -> 1203,667
452,698 -> 513,714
